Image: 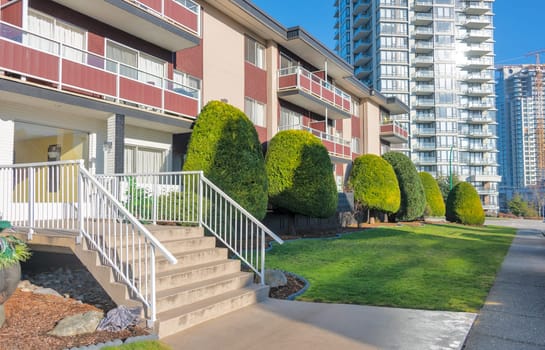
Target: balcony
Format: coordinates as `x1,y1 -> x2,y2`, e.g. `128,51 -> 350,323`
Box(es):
414,0 -> 433,11
414,98 -> 435,109
278,67 -> 352,120
354,51 -> 372,66
416,157 -> 437,165
414,12 -> 433,25
467,131 -> 494,138
353,1 -> 372,14
353,38 -> 372,53
380,119 -> 409,144
414,84 -> 434,95
414,70 -> 434,81
354,25 -> 372,40
354,65 -> 372,80
467,43 -> 493,56
0,22 -> 200,118
353,12 -> 371,27
464,15 -> 490,29
414,26 -> 434,39
464,72 -> 494,82
413,113 -> 435,122
464,1 -> 492,15
413,143 -> 436,151
465,58 -> 494,69
278,124 -> 352,160
414,55 -> 434,67
467,115 -> 495,124
469,174 -> 501,182
415,40 -> 434,53
465,86 -> 494,97
413,128 -> 436,136
467,101 -> 495,110
51,0 -> 200,51
465,30 -> 492,43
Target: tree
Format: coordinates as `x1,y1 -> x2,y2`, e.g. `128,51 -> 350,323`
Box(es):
508,194 -> 526,217
419,172 -> 446,217
446,182 -> 485,225
436,175 -> 461,205
348,154 -> 400,222
382,152 -> 426,221
183,101 -> 268,220
266,130 -> 338,218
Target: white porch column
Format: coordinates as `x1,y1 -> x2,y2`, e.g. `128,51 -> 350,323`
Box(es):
0,119 -> 14,221
0,119 -> 14,165
105,114 -> 125,174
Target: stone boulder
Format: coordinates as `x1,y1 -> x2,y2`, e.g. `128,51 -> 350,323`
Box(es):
47,311 -> 104,337
264,269 -> 287,288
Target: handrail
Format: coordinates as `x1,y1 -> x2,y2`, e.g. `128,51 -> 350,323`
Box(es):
95,171 -> 284,284
0,160 -> 177,325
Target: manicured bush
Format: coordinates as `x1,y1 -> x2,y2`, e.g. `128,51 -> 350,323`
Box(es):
183,101 -> 268,220
382,152 -> 426,221
266,130 -> 338,218
446,182 -> 485,225
419,172 -> 446,217
349,154 -> 400,216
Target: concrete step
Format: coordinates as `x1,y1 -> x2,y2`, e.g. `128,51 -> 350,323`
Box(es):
111,236 -> 216,260
155,272 -> 253,313
145,226 -> 204,241
156,248 -> 228,274
156,284 -> 269,338
155,259 -> 242,291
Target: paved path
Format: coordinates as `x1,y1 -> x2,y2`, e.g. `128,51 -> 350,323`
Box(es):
464,219 -> 545,349
164,296 -> 475,350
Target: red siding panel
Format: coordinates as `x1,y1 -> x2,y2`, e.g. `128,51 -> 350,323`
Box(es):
87,32 -> 104,56
176,44 -> 203,78
255,126 -> 267,143
0,40 -> 59,81
244,62 -> 267,103
351,116 -> 361,138
61,60 -> 116,96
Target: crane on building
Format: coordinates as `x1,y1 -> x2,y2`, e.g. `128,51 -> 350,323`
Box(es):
525,50 -> 545,182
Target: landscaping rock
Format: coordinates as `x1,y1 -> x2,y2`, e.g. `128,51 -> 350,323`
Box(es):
47,310 -> 103,337
97,305 -> 141,331
33,287 -> 62,297
265,269 -> 287,288
0,304 -> 4,328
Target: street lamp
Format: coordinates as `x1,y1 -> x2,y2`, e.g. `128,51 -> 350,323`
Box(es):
449,145 -> 454,190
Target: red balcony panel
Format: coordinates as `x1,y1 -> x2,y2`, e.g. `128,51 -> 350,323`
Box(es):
119,77 -> 162,108
334,94 -> 342,108
139,0 -> 162,12
299,74 -> 311,91
343,145 -> 351,156
311,80 -> 321,96
279,74 -> 296,88
322,88 -> 334,104
322,139 -> 335,153
343,99 -> 351,111
0,40 -> 59,81
61,60 -> 116,96
164,90 -> 199,117
381,124 -> 394,133
165,1 -> 199,33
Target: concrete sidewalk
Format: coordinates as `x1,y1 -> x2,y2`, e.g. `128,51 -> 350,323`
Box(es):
163,298 -> 475,350
463,226 -> 545,350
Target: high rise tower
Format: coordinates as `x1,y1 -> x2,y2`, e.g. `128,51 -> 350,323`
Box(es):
335,0 -> 500,214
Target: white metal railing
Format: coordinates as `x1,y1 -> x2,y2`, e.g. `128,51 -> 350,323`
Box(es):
0,21 -> 201,116
278,124 -> 352,159
0,160 -> 177,326
95,171 -> 284,284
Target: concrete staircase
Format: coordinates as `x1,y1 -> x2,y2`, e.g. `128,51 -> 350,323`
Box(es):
73,225 -> 269,338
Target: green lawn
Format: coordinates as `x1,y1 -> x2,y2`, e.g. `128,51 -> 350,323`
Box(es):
266,224 -> 516,312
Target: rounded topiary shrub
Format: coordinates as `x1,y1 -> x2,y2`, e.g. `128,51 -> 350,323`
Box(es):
419,172 -> 446,217
446,182 -> 485,225
183,101 -> 268,220
266,130 -> 337,218
382,152 -> 426,222
349,154 -> 400,215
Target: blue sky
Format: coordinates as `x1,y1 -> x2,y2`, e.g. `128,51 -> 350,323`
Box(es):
252,0 -> 542,65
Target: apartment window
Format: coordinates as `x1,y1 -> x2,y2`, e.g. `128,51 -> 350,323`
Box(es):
351,137 -> 361,154
245,37 -> 265,69
106,40 -> 165,86
27,10 -> 86,62
125,145 -> 168,173
280,108 -> 302,127
245,98 -> 266,127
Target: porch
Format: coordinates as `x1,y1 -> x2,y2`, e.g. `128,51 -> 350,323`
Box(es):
0,160 -> 282,337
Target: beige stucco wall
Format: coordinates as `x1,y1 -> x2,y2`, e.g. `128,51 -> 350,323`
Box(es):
362,100 -> 381,156
201,6 -> 245,109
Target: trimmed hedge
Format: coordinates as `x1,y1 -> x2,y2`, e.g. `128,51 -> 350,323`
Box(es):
266,130 -> 338,218
349,154 -> 400,214
446,182 -> 485,225
183,101 -> 268,220
419,172 -> 446,217
382,152 -> 426,221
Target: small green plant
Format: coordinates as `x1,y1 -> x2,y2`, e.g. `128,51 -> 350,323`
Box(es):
101,340 -> 172,350
124,177 -> 153,220
446,182 -> 485,225
0,235 -> 31,269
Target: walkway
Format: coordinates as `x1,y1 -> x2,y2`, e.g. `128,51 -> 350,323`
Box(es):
464,219 -> 545,349
163,297 -> 475,350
